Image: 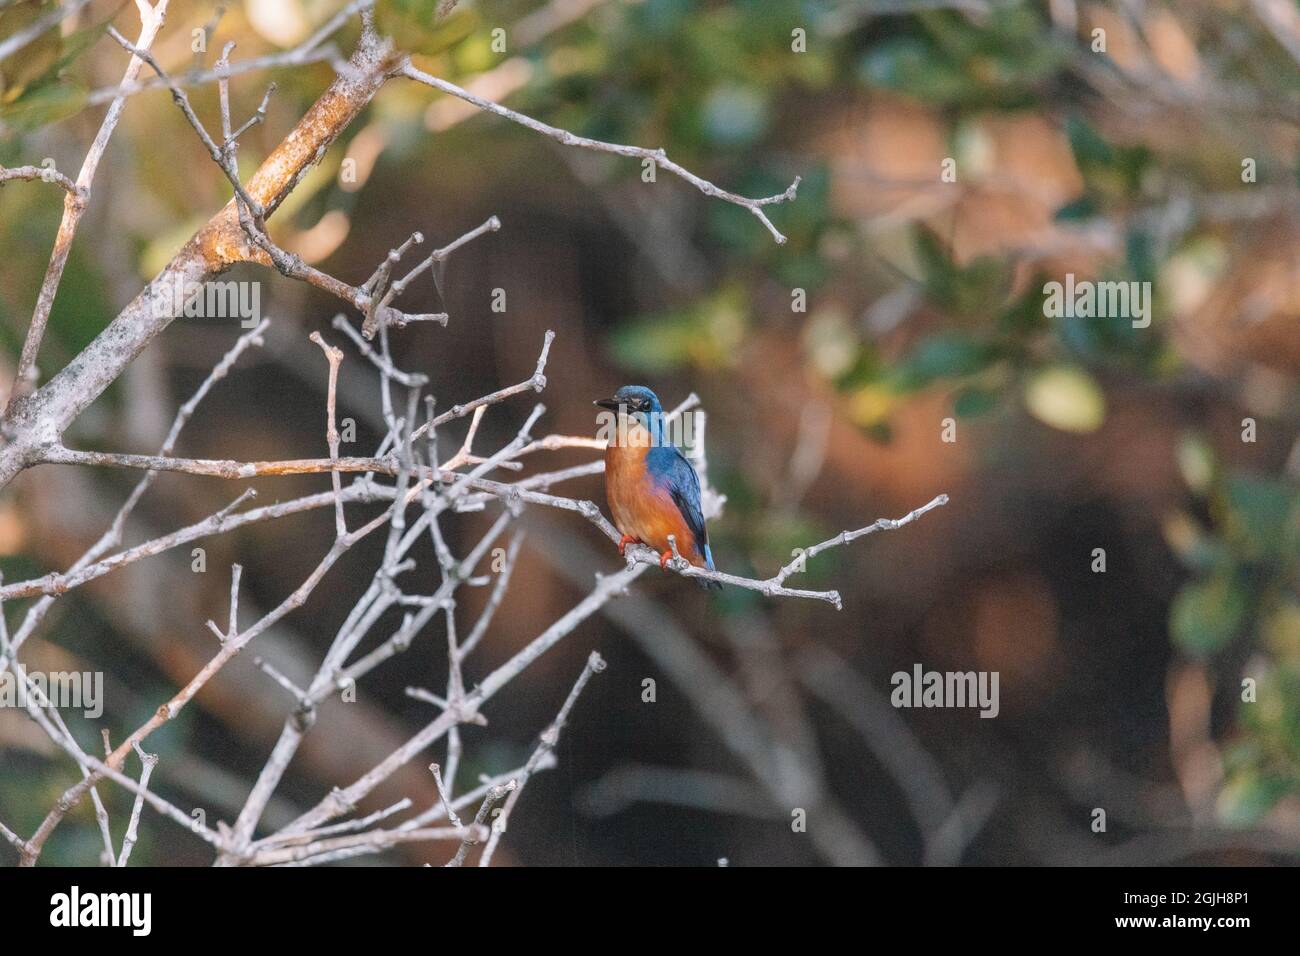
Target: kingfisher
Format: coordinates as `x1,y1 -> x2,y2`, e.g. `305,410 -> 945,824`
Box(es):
594,386 -> 721,589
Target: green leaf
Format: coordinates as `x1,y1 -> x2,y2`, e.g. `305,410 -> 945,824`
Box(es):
895,334 -> 994,389
1126,227 -> 1157,285
1216,772 -> 1289,828
699,83 -> 769,147
0,78 -> 86,131
1177,433 -> 1215,495
857,37 -> 967,103
1024,365 -> 1106,433
609,286 -> 748,373
1053,196 -> 1098,222
1170,572 -> 1248,656
1065,114 -> 1115,166
1222,477 -> 1296,564
953,386 -> 998,418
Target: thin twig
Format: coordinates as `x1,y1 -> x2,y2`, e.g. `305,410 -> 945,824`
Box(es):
117,743 -> 160,866
0,164 -> 81,196
447,782 -> 514,866
401,63 -> 800,243
310,332 -> 348,537
480,651 -> 606,866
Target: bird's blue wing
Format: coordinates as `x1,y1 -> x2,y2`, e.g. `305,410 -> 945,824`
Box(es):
650,446 -> 710,561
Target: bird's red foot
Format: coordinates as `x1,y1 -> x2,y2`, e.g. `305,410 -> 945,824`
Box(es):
618,534 -> 640,557
659,550 -> 674,570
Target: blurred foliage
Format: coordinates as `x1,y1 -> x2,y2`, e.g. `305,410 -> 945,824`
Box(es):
610,283 -> 749,372
518,0 -> 1298,825
0,1 -> 124,129
1169,450 -> 1299,824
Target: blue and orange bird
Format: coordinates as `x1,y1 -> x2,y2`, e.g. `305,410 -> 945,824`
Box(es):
595,386 -> 721,589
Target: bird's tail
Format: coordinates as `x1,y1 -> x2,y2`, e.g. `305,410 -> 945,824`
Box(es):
697,544 -> 722,591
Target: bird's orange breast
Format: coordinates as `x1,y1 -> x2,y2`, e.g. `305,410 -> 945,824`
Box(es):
605,436 -> 706,565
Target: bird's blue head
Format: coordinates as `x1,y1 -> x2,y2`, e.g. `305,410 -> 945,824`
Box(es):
594,385 -> 666,442
599,385 -> 661,414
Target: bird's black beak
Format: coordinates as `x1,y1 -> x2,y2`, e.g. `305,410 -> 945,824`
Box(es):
593,398 -> 622,411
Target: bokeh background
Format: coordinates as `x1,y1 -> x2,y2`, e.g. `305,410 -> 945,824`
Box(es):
1,0 -> 1297,865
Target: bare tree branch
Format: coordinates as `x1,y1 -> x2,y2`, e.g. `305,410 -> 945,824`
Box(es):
5,0 -> 171,412
116,743 -> 160,866
0,20 -> 396,488
0,164 -> 81,195
479,651 -> 606,866
401,61 -> 800,243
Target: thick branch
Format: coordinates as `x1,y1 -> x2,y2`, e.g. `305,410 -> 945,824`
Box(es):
0,25 -> 397,489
